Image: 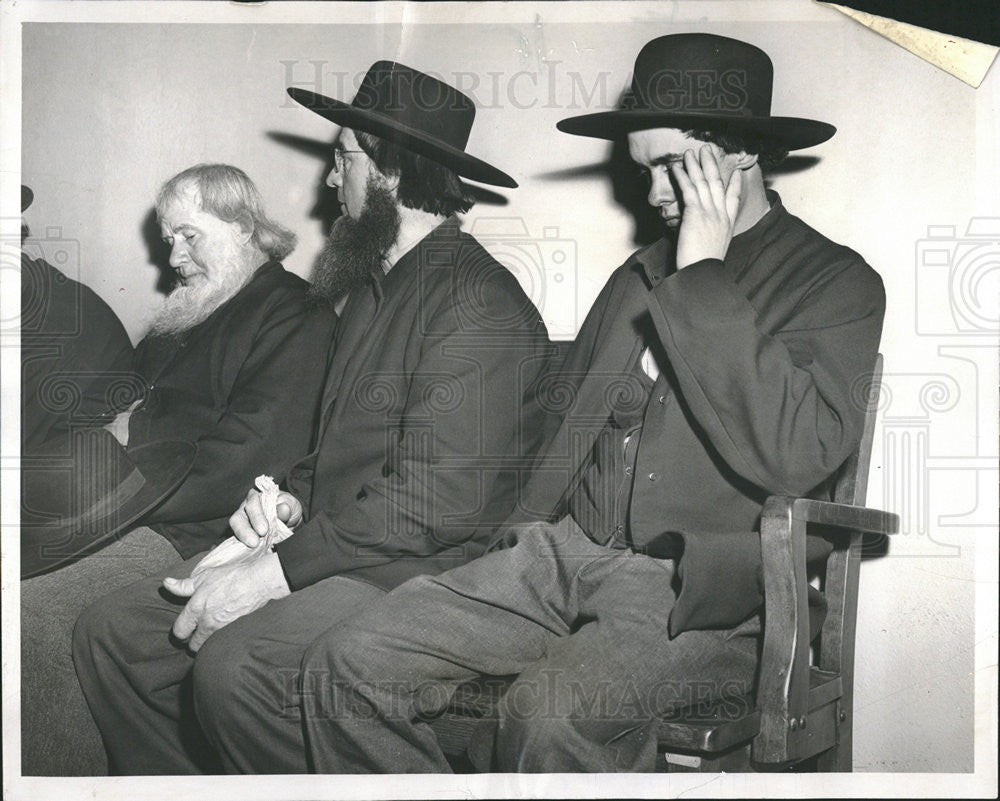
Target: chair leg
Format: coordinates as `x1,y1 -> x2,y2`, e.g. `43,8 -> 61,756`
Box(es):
815,702 -> 852,771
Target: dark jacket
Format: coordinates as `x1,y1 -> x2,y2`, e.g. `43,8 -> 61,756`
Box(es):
20,254 -> 134,452
275,218 -> 553,591
509,194 -> 886,636
129,261 -> 336,557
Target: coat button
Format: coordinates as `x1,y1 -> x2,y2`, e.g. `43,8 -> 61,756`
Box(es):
624,466 -> 633,476
658,395 -> 665,404
615,524 -> 624,535
648,472 -> 658,481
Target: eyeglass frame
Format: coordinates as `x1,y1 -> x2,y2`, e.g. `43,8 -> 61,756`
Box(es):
332,145 -> 366,173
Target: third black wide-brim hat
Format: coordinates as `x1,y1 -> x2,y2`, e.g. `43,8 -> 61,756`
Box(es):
287,61 -> 517,188
557,33 -> 835,151
21,430 -> 196,578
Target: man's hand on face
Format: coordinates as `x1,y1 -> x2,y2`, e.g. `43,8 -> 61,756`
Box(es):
671,145 -> 742,270
229,487 -> 302,547
162,551 -> 290,652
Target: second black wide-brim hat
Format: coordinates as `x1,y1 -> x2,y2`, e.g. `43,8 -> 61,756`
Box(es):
21,430 -> 196,578
557,33 -> 835,151
288,60 -> 517,188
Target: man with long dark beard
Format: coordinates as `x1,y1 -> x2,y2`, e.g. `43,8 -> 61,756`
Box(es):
308,158 -> 402,311
74,63 -> 552,774
23,163 -> 335,776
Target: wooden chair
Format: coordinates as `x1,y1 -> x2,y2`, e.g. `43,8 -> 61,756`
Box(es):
428,354 -> 899,772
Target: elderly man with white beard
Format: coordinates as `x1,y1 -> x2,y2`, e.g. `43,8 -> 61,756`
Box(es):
106,163 -> 336,563
21,163 -> 335,776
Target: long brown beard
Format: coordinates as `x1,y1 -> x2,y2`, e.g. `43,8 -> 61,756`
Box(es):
309,177 -> 401,305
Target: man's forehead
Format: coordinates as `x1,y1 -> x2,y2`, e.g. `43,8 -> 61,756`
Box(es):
627,127 -> 702,160
160,184 -> 205,227
338,127 -> 359,148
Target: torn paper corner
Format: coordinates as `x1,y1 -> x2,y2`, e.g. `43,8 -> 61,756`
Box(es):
817,2 -> 999,88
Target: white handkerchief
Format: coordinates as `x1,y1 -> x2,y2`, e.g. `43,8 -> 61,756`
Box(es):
190,475 -> 295,578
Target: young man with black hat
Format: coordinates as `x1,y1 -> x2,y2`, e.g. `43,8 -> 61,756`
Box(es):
73,62 -> 551,774
270,34 -> 887,774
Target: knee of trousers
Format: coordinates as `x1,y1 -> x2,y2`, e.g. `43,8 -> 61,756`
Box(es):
299,622 -> 370,688
71,590 -> 132,676
299,621 -> 430,720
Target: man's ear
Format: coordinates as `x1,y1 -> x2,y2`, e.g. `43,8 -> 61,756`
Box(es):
379,168 -> 401,194
732,151 -> 759,171
234,211 -> 255,245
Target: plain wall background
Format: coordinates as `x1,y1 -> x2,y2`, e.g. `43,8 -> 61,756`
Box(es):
12,0 -> 998,781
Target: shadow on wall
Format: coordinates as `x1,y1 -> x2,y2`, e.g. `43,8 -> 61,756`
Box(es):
533,143 -> 664,250
140,208 -> 175,296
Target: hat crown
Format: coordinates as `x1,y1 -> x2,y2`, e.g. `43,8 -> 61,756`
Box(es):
351,61 -> 476,151
629,33 -> 773,119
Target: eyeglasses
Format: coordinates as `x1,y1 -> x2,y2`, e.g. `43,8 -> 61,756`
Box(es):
333,146 -> 365,173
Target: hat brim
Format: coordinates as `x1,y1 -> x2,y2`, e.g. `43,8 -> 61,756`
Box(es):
557,110 -> 835,151
287,88 -> 518,189
21,439 -> 197,578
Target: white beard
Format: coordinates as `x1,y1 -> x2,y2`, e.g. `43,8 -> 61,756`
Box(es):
147,262 -> 256,337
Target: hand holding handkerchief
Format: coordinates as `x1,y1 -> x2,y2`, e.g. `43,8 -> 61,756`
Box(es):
191,475 -> 295,578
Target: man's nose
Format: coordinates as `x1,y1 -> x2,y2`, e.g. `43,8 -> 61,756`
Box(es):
647,171 -> 676,208
326,165 -> 342,189
168,241 -> 188,269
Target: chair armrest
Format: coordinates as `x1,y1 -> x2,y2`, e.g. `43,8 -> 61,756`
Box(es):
785,498 -> 899,536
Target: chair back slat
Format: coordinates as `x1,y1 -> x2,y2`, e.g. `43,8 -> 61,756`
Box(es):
832,354 -> 883,508
813,355 -> 883,770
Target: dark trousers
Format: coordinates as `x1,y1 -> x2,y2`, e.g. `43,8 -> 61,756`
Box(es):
72,552 -> 385,774
293,518 -> 760,773
21,526 -> 179,776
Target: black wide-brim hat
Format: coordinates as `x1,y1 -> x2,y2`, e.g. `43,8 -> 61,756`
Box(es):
22,185 -> 33,212
21,431 -> 196,578
287,60 -> 517,188
558,33 -> 835,151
